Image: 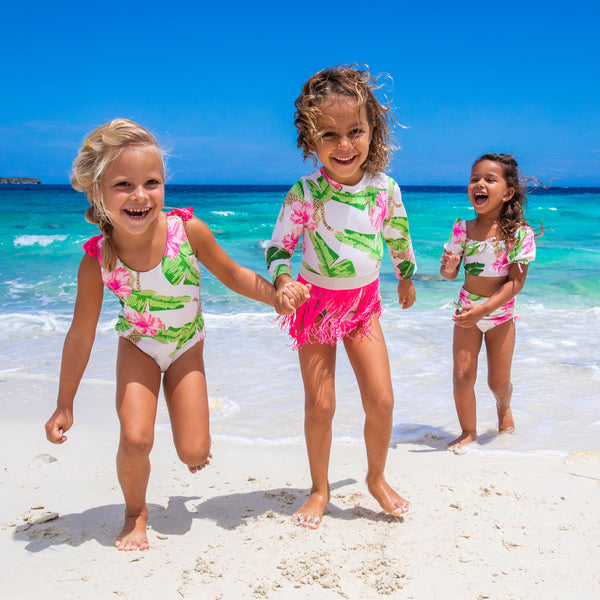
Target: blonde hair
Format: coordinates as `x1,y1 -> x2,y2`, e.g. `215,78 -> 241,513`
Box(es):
294,65 -> 396,174
72,118 -> 164,270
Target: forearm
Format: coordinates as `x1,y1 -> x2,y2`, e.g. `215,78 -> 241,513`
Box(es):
226,266 -> 276,307
55,331 -> 95,410
480,278 -> 525,314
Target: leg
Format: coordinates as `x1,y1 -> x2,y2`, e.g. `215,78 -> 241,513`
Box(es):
294,342 -> 337,529
114,338 -> 161,551
484,320 -> 516,434
163,341 -> 212,473
343,314 -> 409,516
449,324 -> 483,450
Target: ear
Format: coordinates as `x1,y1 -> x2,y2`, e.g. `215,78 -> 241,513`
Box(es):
306,137 -> 316,152
503,187 -> 515,202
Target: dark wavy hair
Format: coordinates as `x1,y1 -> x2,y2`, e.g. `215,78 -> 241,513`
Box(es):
472,153 -> 530,242
294,65 -> 396,174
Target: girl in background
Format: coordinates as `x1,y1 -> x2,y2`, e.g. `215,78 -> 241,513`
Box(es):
440,153 -> 536,451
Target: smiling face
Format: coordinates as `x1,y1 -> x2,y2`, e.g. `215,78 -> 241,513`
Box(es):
468,160 -> 515,218
99,146 -> 165,237
308,95 -> 372,186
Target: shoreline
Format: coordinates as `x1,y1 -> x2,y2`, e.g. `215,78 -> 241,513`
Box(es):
1,388 -> 599,599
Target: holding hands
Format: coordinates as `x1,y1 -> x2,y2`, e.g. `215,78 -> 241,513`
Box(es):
275,278 -> 311,315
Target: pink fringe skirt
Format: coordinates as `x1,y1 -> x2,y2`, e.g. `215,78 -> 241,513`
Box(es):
280,275 -> 382,350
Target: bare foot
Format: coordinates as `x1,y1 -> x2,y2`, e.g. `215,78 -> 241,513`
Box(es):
188,453 -> 212,474
366,477 -> 409,516
447,430 -> 477,453
292,489 -> 329,529
497,405 -> 515,434
115,509 -> 149,551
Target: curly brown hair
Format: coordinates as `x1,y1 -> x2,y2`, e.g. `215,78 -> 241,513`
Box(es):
294,65 -> 395,174
472,153 -> 530,242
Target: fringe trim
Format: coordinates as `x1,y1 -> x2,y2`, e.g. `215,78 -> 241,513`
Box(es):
280,276 -> 382,350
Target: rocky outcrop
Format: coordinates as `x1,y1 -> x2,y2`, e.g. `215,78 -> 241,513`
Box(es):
0,177 -> 42,184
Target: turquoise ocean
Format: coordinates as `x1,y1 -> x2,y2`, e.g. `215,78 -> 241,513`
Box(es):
1,184 -> 599,455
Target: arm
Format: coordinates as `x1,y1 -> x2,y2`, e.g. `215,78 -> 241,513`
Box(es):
185,217 -> 281,309
45,254 -> 104,443
440,250 -> 461,280
453,263 -> 528,328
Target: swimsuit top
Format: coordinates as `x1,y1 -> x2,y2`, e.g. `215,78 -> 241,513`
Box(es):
83,208 -> 204,345
265,168 -> 416,290
444,218 -> 536,277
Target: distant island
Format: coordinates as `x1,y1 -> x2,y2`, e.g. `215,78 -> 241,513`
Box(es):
0,177 -> 42,184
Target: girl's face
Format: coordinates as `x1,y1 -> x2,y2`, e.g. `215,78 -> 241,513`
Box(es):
100,146 -> 165,236
468,160 -> 514,218
308,95 -> 372,186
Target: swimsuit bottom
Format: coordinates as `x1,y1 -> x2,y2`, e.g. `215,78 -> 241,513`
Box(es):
278,275 -> 382,350
456,286 -> 518,333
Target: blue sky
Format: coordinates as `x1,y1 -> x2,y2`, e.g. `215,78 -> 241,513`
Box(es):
1,1 -> 598,185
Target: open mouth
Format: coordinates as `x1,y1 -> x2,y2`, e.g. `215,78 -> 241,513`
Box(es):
124,208 -> 151,218
333,156 -> 356,166
473,192 -> 488,205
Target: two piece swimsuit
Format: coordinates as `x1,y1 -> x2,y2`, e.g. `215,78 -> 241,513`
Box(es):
444,218 -> 536,333
84,208 -> 205,371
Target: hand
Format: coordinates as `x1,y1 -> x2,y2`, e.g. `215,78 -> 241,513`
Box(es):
441,250 -> 461,274
45,407 -> 73,444
452,303 -> 486,328
275,281 -> 311,315
397,279 -> 416,309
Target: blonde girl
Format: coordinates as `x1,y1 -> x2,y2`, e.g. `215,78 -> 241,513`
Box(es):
45,119 -> 302,550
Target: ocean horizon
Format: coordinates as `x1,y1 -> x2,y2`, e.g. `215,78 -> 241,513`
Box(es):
2,183 -> 599,456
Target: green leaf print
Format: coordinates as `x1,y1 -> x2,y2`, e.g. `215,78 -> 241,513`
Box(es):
273,263 -> 292,281
124,289 -> 191,312
464,262 -> 485,276
115,314 -> 130,333
307,178 -> 335,204
162,252 -> 200,287
308,230 -> 356,278
386,216 -> 410,238
266,246 -> 292,267
288,180 -> 305,199
335,230 -> 382,261
397,260 -> 416,280
464,242 -> 482,257
385,236 -> 410,252
508,228 -> 525,261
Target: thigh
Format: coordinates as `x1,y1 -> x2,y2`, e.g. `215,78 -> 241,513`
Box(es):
453,324 -> 484,379
484,320 -> 515,383
343,314 -> 393,401
298,342 -> 337,409
162,341 -> 210,447
116,337 -> 162,437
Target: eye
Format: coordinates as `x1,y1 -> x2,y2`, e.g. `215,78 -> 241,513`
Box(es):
321,131 -> 336,139
146,179 -> 161,185
115,181 -> 131,188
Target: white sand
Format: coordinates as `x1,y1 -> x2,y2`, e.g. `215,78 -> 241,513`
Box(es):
1,374 -> 599,599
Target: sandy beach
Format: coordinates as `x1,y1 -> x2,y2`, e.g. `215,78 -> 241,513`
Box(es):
1,373 -> 599,599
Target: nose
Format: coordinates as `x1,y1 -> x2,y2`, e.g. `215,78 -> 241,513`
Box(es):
338,135 -> 352,149
132,184 -> 148,200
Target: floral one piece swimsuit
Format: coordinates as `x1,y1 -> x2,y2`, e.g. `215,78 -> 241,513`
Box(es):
444,218 -> 536,332
84,208 -> 205,371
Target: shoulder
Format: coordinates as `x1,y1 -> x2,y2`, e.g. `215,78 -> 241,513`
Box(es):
83,234 -> 103,257
181,215 -> 215,251
167,207 -> 194,221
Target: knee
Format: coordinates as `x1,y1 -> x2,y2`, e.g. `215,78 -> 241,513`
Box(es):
453,366 -> 476,389
363,392 -> 394,419
176,437 -> 211,468
305,396 -> 335,424
488,378 -> 512,398
119,428 -> 154,459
